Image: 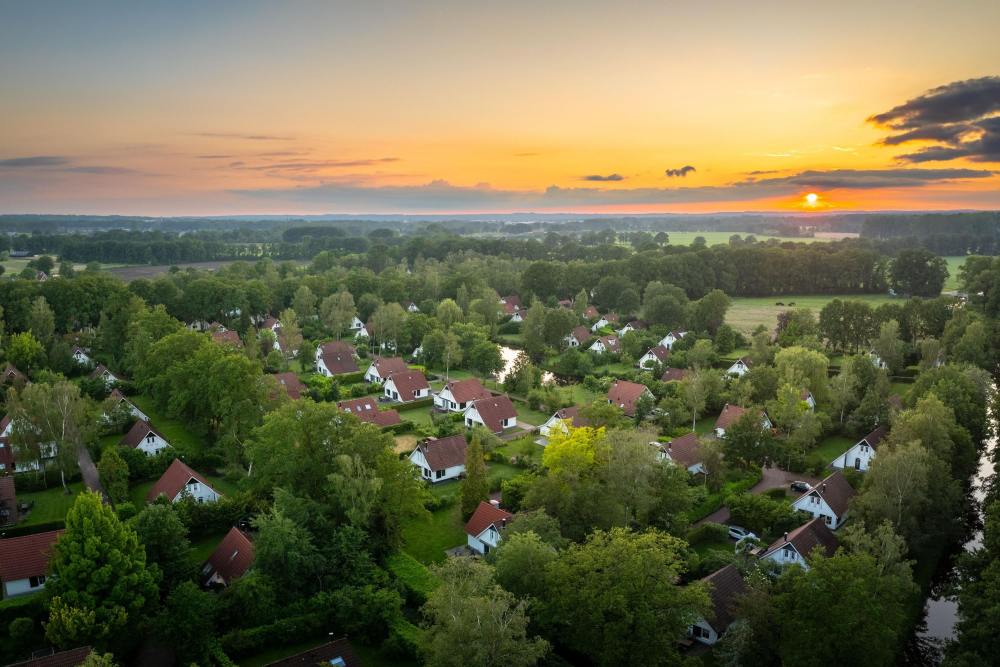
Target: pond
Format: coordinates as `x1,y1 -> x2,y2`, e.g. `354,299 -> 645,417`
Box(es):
496,345 -> 554,386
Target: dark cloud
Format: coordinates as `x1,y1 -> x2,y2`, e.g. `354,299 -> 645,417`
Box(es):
869,76 -> 1000,163
0,155 -> 70,168
242,157 -> 399,172
0,155 -> 139,175
582,173 -> 624,182
193,132 -> 294,141
232,167 -> 993,211
665,165 -> 696,178
745,169 -> 780,176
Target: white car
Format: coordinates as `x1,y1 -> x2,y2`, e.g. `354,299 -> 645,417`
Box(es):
728,526 -> 757,542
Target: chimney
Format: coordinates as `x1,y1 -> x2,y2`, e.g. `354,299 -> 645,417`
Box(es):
783,531 -> 789,542
501,518 -> 507,528
489,499 -> 500,507
667,442 -> 673,452
821,483 -> 827,493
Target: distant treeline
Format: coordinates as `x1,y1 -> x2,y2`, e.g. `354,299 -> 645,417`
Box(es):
861,212 -> 1000,255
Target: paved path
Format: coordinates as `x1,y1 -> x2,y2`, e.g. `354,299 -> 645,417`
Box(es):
695,466 -> 822,526
77,445 -> 110,504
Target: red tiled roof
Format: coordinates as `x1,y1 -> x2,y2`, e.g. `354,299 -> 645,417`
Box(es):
370,356 -> 408,378
119,419 -> 166,449
147,459 -> 216,503
0,529 -> 63,582
797,470 -> 856,517
594,335 -> 621,353
764,517 -> 840,561
261,317 -> 279,330
205,527 -> 254,585
644,345 -> 671,362
553,406 -> 589,428
7,647 -> 93,667
443,378 -> 491,404
660,367 -> 690,382
464,501 -> 513,538
570,325 -> 591,344
319,340 -> 356,357
469,395 -> 517,433
336,398 -> 402,427
583,306 -> 599,318
664,432 -> 702,469
701,564 -> 747,632
607,380 -> 650,416
265,638 -> 360,667
386,370 -> 429,401
416,434 -> 467,471
714,403 -> 748,430
272,372 -> 306,400
320,351 -> 360,375
212,330 -> 243,348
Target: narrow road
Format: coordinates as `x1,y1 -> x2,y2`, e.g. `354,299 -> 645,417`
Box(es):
77,445 -> 110,504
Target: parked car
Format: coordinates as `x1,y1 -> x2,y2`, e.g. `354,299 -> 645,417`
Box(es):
728,525 -> 757,542
790,481 -> 811,493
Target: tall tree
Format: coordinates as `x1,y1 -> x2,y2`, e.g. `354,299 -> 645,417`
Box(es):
97,447 -> 129,503
46,491 -> 159,650
27,296 -> 56,347
319,290 -> 356,338
461,434 -> 489,518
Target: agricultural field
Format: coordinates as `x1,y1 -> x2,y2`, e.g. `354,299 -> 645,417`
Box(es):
726,293 -> 897,334
663,231 -> 845,247
942,256 -> 967,292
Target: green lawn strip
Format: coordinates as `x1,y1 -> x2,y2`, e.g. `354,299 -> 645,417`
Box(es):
386,551 -> 440,600
128,395 -> 209,458
189,530 -> 227,564
495,436 -> 543,465
690,534 -> 733,559
805,435 -> 855,469
401,503 -> 465,565
425,479 -> 459,500
237,637 -> 415,667
487,462 -> 523,488
17,482 -> 86,526
726,293 -> 897,334
942,256 -> 966,292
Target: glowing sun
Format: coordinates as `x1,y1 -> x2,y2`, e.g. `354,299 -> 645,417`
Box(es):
804,192 -> 819,207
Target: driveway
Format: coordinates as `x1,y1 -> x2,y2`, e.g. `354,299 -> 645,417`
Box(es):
694,465 -> 822,527
77,445 -> 110,504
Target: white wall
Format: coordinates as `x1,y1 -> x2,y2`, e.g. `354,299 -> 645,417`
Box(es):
175,480 -> 220,504
831,442 -> 875,472
689,619 -> 720,646
136,433 -> 171,457
409,449 -> 464,483
3,576 -> 47,598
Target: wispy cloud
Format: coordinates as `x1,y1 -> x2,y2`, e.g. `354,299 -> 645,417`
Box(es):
231,167 -> 993,211
238,157 -> 400,172
0,156 -> 69,168
869,76 -> 1000,163
0,155 -> 141,175
665,165 -> 696,178
193,132 -> 294,141
581,173 -> 624,182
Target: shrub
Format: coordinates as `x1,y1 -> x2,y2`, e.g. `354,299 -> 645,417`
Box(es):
687,522 -> 730,546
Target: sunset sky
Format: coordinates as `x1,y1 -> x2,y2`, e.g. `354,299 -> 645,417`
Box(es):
1,1 -> 998,215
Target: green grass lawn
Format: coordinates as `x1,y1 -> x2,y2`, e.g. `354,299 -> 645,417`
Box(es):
942,256 -> 967,292
189,531 -> 227,564
495,436 -> 543,465
488,462 -> 523,487
238,637 -> 415,667
564,383 -> 601,407
806,435 -> 855,469
663,231 -> 840,247
401,503 -> 465,564
16,481 -> 85,526
401,407 -> 434,427
727,293 -> 897,334
129,395 -> 209,458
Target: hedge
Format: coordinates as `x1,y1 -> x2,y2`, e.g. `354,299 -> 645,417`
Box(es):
383,421 -> 415,435
385,617 -> 422,661
332,370 -> 366,385
386,552 -> 439,605
0,520 -> 66,539
395,396 -> 434,412
13,467 -> 82,493
220,612 -> 328,657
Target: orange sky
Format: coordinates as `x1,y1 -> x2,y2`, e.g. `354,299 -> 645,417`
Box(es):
1,2 -> 998,215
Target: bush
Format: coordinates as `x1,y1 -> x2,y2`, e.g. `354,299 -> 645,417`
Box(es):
119,447 -> 174,482
764,488 -> 788,501
687,522 -> 730,546
384,617 -> 422,660
423,492 -> 456,512
11,467 -> 81,493
115,502 -> 138,521
0,520 -> 66,539
220,612 -> 327,657
395,396 -> 434,412
173,492 -> 263,540
386,552 -> 439,606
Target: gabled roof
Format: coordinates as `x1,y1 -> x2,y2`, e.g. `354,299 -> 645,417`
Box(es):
660,367 -> 690,383
336,398 -> 402,427
88,364 -> 120,381
0,529 -> 63,582
469,395 -> 517,433
622,319 -> 648,330
797,470 -> 855,517
583,306 -> 599,318
859,424 -> 889,449
464,501 -> 513,538
570,325 -> 591,344
701,564 -> 747,632
664,432 -> 702,469
607,380 -> 650,416
212,330 -> 243,348
550,405 -> 589,428
415,434 -> 467,471
205,527 -> 254,585
261,317 -> 279,330
442,378 -> 491,404
715,403 -> 754,430
387,370 -> 429,398
265,638 -> 360,667
272,372 -> 307,400
501,294 -> 522,308
147,459 -> 216,503
370,356 -> 408,377
7,647 -> 93,667
602,312 -> 620,322
643,345 -> 671,362
119,419 -> 167,449
320,350 -> 360,375
763,517 -> 840,561
319,340 -> 356,357
593,335 -> 620,352
732,356 -> 753,368
2,363 -> 27,384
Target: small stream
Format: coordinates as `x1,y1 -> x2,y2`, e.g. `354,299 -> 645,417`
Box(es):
907,389 -> 997,663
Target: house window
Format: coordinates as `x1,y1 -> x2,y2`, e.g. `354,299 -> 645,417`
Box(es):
783,547 -> 794,559
423,468 -> 431,478
435,469 -> 444,479
29,575 -> 46,588
691,625 -> 710,639
146,434 -> 155,443
854,457 -> 861,470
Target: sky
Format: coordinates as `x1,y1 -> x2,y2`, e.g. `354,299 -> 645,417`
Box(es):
1,0 -> 998,216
